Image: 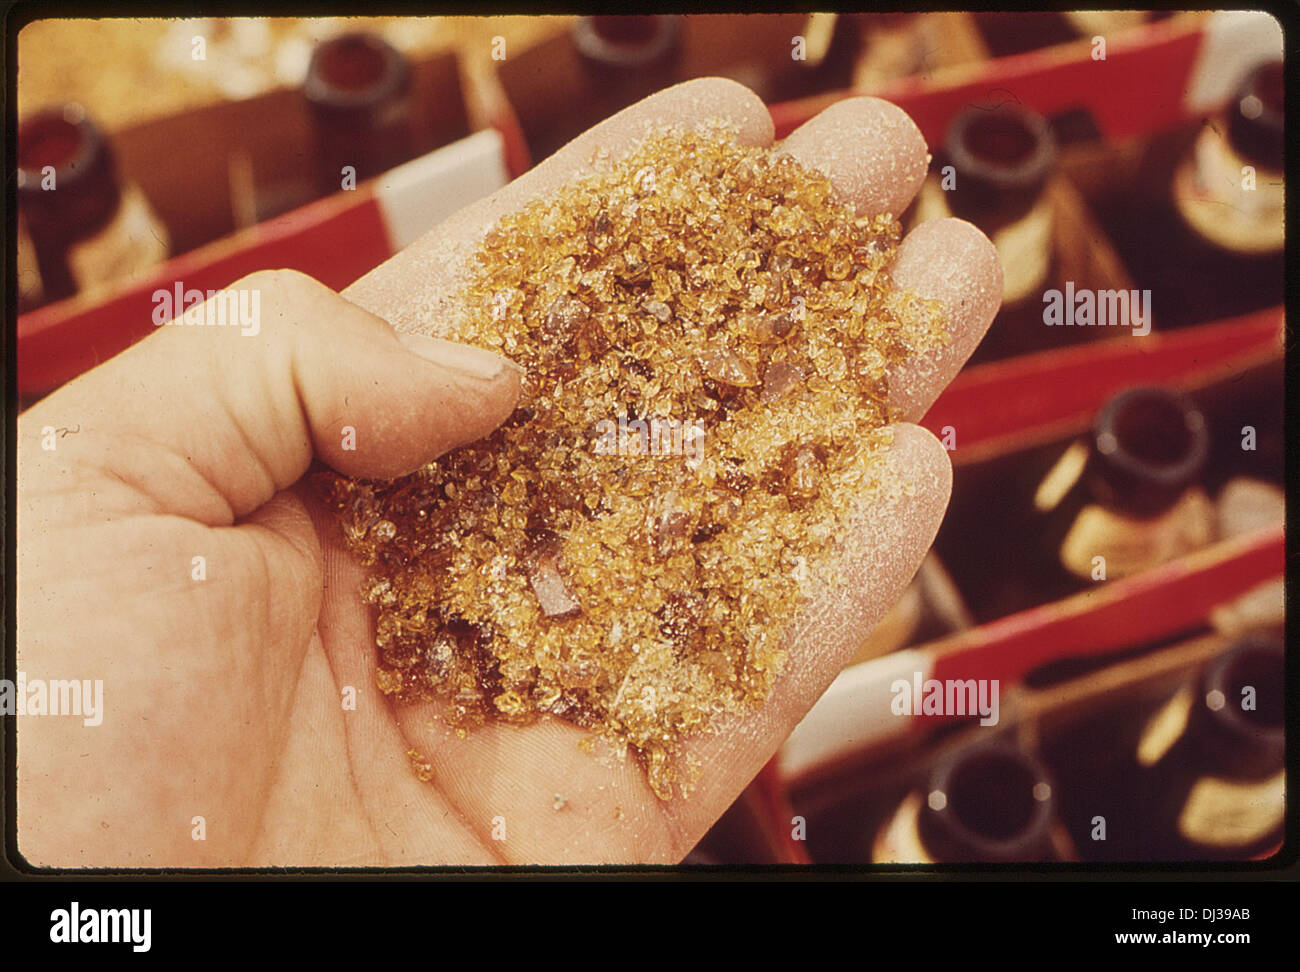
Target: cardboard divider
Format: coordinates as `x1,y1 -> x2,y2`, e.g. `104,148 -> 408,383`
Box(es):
18,129 -> 509,402
107,48 -> 469,255
781,524 -> 1281,792
770,14 -> 1212,144
921,307 -> 1284,466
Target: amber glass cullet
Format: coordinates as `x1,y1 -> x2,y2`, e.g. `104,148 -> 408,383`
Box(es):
321,128 -> 946,798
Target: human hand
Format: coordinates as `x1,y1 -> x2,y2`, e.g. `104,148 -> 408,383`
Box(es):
17,78 -> 999,867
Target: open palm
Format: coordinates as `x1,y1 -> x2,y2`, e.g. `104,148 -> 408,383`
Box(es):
17,79 -> 1000,867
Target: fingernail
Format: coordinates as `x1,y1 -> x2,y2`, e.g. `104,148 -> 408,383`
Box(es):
397,332 -> 520,381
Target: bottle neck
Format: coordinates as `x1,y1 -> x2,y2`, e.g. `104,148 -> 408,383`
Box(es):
942,106 -> 1057,304
1186,635 -> 1285,777
304,32 -> 414,184
943,106 -> 1056,231
1175,59 -> 1284,255
18,107 -> 122,243
1136,634 -> 1287,855
571,16 -> 682,74
18,107 -> 125,302
1084,386 -> 1209,517
1226,61 -> 1284,173
916,742 -> 1058,862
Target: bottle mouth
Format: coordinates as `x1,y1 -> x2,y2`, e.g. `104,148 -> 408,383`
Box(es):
573,15 -> 682,70
1238,60 -> 1284,133
1229,59 -> 1283,170
17,106 -> 103,191
1092,386 -> 1209,494
945,104 -> 1057,192
923,742 -> 1056,860
304,33 -> 410,109
1203,635 -> 1284,748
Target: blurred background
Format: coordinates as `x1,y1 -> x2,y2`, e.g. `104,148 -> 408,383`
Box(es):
15,12 -> 1285,866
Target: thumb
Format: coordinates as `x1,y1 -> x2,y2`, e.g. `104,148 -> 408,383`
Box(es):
22,268 -> 522,524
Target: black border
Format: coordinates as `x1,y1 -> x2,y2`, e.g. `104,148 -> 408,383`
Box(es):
3,1 -> 1297,900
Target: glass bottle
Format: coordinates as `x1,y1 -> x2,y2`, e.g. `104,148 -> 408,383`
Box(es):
781,13 -> 863,99
570,13 -> 682,123
1031,385 -> 1215,603
1092,59 -> 1284,330
571,15 -> 683,85
17,104 -> 170,305
874,740 -> 1061,862
1131,634 -> 1284,860
913,103 -> 1063,363
303,31 -> 416,195
516,17 -> 684,163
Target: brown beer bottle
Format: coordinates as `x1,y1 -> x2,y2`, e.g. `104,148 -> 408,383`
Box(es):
913,103 -> 1064,363
973,11 -> 1150,58
507,16 -> 686,163
1093,59 -> 1284,330
303,32 -> 416,195
570,15 -> 682,123
17,104 -> 170,305
873,740 -> 1061,863
1030,385 -> 1215,604
1130,634 -> 1284,860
